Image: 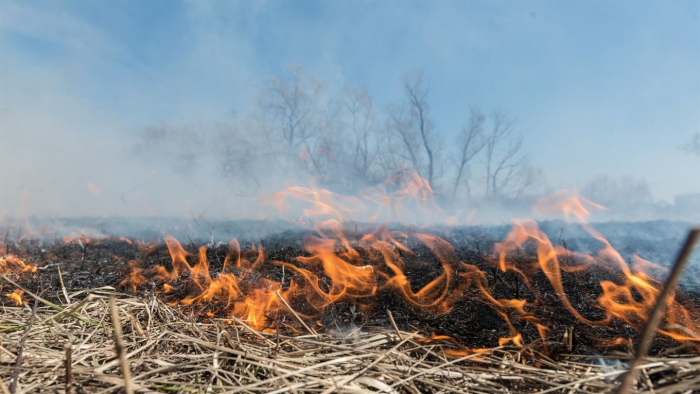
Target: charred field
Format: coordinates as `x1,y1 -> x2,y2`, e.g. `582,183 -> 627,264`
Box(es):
1,219 -> 700,393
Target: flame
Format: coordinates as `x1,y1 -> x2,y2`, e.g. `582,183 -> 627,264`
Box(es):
0,255 -> 37,274
164,235 -> 192,278
128,228 -> 531,338
112,186 -> 700,352
532,189 -> 607,223
499,333 -> 523,347
271,169 -> 441,225
5,289 -> 25,306
62,233 -> 93,246
119,261 -> 147,292
525,192 -> 700,342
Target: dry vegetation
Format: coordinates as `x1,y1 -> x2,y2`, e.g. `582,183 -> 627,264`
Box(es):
2,279 -> 700,394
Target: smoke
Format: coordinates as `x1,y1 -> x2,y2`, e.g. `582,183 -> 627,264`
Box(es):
1,1 -> 699,231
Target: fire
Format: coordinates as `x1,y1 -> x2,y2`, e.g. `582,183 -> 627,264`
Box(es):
118,260 -> 147,292
499,333 -> 523,347
164,235 -> 192,278
495,219 -> 610,326
527,192 -> 700,343
62,234 -> 92,246
5,289 -> 25,306
57,174 -> 699,353
0,233 -> 37,310
532,189 -> 607,223
0,255 -> 37,274
272,169 -> 441,225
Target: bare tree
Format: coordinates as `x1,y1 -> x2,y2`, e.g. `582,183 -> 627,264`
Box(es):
259,66 -> 327,156
343,85 -> 382,184
257,66 -> 349,182
386,103 -> 422,172
484,112 -> 510,196
483,112 -> 535,198
511,164 -> 542,200
374,117 -> 409,180
453,107 -> 487,198
385,73 -> 442,188
403,73 -> 441,187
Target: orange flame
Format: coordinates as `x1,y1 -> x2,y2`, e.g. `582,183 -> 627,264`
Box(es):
113,187 -> 700,352
5,289 -> 24,306
0,255 -> 37,274
119,261 -> 147,292
271,169 -> 441,225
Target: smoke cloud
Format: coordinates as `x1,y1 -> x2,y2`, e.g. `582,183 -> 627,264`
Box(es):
1,1 -> 699,230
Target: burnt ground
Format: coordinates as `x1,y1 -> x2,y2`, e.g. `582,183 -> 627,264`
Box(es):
3,221 -> 700,360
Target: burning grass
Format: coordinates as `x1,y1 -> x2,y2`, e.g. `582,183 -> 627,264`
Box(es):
1,224 -> 700,393
2,185 -> 700,392
2,286 -> 700,394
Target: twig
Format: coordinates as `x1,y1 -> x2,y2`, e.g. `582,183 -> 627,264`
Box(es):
383,346 -> 504,392
616,228 -> 700,394
10,299 -> 38,394
0,274 -> 104,328
109,296 -> 134,394
386,309 -> 402,340
57,266 -> 70,304
324,332 -> 419,394
65,342 -> 73,394
275,291 -> 319,338
0,377 -> 9,394
226,316 -> 275,346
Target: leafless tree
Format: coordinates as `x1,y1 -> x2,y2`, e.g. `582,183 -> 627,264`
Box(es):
453,107 -> 487,198
403,73 -> 441,187
343,85 -> 382,184
257,66 -> 349,182
385,73 -> 442,188
511,165 -> 542,200
386,103 -> 421,172
374,119 -> 409,181
136,67 -> 545,201
259,66 -> 327,156
211,122 -> 265,195
483,112 -> 534,198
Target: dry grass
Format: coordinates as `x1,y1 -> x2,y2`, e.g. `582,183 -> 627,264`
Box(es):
1,286 -> 699,394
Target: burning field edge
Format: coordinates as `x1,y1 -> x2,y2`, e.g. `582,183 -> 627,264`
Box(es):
2,286 -> 700,394
2,184 -> 700,393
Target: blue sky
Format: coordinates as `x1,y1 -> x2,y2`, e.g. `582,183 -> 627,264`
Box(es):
1,0 -> 699,217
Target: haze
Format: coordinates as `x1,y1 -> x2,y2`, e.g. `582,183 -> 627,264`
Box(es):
1,1 -> 699,224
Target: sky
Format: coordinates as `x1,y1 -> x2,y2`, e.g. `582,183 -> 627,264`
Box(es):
1,0 -> 699,219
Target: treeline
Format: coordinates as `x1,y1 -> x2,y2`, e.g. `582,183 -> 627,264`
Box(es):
136,66 -> 543,202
